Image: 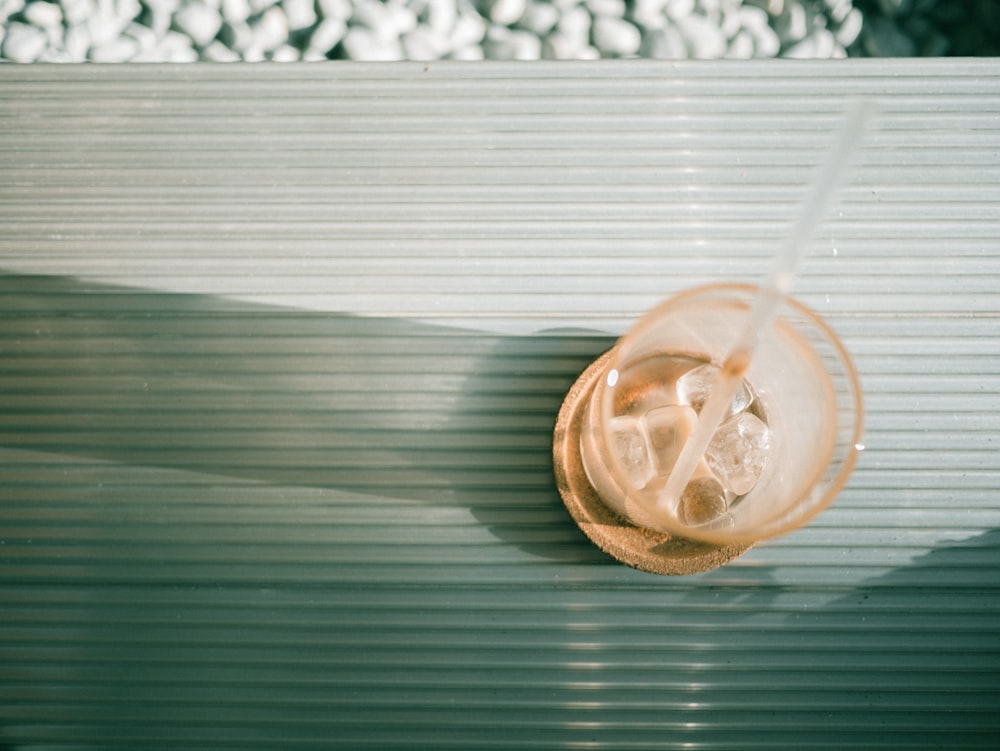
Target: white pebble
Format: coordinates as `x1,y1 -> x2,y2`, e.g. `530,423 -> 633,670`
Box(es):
741,0 -> 778,14
1,0 -> 26,24
517,1 -> 558,37
41,20 -> 64,48
449,9 -> 485,48
402,23 -> 449,60
144,0 -> 179,14
824,0 -> 852,24
676,12 -> 726,58
56,0 -> 90,26
585,0 -> 624,17
813,26 -> 836,57
783,27 -> 835,58
202,38 -> 242,60
725,28 -> 754,58
341,26 -> 403,60
316,0 -> 351,21
88,10 -> 125,46
449,44 -> 484,59
351,0 -> 392,33
752,23 -> 780,56
544,36 -> 598,59
220,19 -> 253,51
116,0 -> 140,23
306,17 -> 346,55
424,0 -> 456,34
251,5 -> 289,52
158,29 -> 199,61
270,42 -> 300,60
834,7 -> 862,48
352,0 -> 413,37
541,30 -> 580,59
696,0 -> 721,22
220,0 -> 248,24
664,0 -> 694,22
24,0 -> 63,27
592,16 -> 641,57
38,47 -> 78,60
127,46 -> 159,60
720,6 -> 743,38
173,2 -> 222,47
484,0 -> 526,26
237,45 -> 264,60
738,5 -> 780,56
483,25 -> 540,59
737,3 -> 769,31
774,0 -> 807,43
63,22 -> 90,59
631,0 -> 667,30
248,0 -> 278,13
556,5 -> 590,45
507,29 -> 542,59
124,21 -> 157,50
283,0 -> 317,32
89,36 -> 139,61
1,21 -> 48,61
390,0 -> 418,33
641,23 -> 687,58
144,0 -> 178,35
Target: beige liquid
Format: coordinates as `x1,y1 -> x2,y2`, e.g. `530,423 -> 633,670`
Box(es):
609,353 -> 708,417
603,352 -> 768,527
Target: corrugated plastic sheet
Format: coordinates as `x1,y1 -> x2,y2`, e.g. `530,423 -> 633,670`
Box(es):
1,60 -> 999,749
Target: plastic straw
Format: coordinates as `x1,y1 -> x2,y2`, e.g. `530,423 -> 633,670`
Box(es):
658,100 -> 876,520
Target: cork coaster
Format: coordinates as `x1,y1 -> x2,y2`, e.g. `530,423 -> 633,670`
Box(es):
552,348 -> 752,576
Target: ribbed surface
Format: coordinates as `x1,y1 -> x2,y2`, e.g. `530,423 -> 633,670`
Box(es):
1,60 -> 999,750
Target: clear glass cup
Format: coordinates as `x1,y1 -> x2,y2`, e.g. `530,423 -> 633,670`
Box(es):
578,283 -> 863,547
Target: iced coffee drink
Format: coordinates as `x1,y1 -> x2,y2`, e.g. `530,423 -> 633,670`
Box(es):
577,283 -> 863,547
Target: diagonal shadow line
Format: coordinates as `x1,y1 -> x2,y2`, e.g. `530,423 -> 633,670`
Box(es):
0,272 -> 616,563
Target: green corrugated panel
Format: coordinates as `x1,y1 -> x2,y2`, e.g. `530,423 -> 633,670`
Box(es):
1,60 -> 998,750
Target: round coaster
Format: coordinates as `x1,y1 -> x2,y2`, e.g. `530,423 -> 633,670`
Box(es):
552,348 -> 752,576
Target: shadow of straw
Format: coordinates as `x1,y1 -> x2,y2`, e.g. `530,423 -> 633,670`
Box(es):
0,272 -> 615,563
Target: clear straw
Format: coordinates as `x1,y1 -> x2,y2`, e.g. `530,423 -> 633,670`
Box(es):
658,100 -> 877,520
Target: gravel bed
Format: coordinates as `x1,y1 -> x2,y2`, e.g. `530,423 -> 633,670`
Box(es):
0,0 -> 995,62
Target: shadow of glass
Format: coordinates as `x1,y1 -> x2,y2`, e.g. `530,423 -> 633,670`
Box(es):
0,272 -> 615,564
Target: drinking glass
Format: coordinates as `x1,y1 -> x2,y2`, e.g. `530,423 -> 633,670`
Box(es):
577,283 -> 863,547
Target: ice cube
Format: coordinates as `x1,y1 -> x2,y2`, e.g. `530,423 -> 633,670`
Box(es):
676,363 -> 752,416
644,404 -> 698,476
608,415 -> 655,490
705,411 -> 770,496
679,476 -> 728,526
